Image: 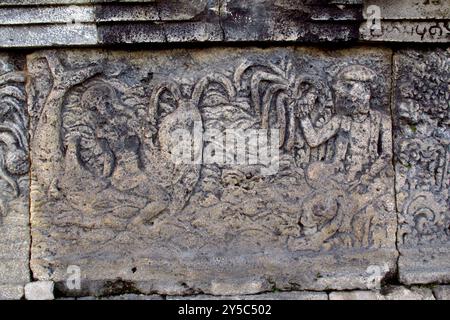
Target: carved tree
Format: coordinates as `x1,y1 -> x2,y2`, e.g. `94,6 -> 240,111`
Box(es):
235,59 -> 332,153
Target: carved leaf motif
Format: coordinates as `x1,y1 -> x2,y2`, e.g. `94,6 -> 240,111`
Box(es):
0,65 -> 27,204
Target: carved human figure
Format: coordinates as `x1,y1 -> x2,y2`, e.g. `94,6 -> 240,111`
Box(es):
77,82 -> 147,193
32,55 -> 169,227
298,65 -> 392,189
289,65 -> 393,251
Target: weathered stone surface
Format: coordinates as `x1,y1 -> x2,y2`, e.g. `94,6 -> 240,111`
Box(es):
329,286 -> 436,300
433,285 -> 450,300
218,0 -> 362,42
0,25 -> 97,47
168,291 -> 328,300
0,0 -> 365,47
96,1 -> 215,22
383,286 -> 435,300
360,21 -> 450,43
360,0 -> 450,42
76,294 -> 163,300
393,48 -> 450,285
0,0 -> 447,47
97,0 -> 362,44
329,290 -> 382,300
0,5 -> 95,25
0,285 -> 24,300
25,281 -> 55,300
0,53 -> 29,300
28,47 -> 397,296
363,0 -> 449,20
98,22 -> 223,44
0,0 -> 155,4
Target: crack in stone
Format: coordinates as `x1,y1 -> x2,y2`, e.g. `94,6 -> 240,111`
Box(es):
218,0 -> 226,41
388,48 -> 402,286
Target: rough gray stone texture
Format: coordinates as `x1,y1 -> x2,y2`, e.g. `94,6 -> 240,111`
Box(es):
24,281 -> 55,300
0,25 -> 98,48
0,0 -> 155,4
0,6 -> 95,25
0,285 -> 24,300
27,47 -> 397,297
393,48 -> 450,285
0,0 -> 448,46
360,21 -> 450,43
363,0 -> 449,19
76,294 -> 163,300
214,0 -> 361,42
167,291 -> 328,300
360,0 -> 450,42
329,286 -> 435,300
96,0 -> 362,44
0,53 -> 29,300
433,286 -> 450,300
0,0 -> 364,47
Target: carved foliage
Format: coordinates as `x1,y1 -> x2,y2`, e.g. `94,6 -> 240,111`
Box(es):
0,56 -> 27,218
395,49 -> 450,246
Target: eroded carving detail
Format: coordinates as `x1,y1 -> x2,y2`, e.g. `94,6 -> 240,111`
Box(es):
395,49 -> 449,246
0,56 -> 27,220
394,48 -> 450,284
0,53 -> 29,299
185,59 -> 396,253
29,53 -> 202,248
29,49 -> 397,294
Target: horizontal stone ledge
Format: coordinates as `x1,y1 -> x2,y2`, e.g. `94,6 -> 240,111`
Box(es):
55,287 -> 450,300
360,20 -> 450,43
363,0 -> 449,20
0,24 -> 98,47
166,292 -> 328,300
0,6 -> 96,25
97,21 -> 360,44
0,1 -> 448,46
98,22 -> 224,44
329,287 -> 436,300
0,0 -> 156,5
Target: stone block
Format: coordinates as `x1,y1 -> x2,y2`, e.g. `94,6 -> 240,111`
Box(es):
0,25 -> 97,47
168,291 -> 328,300
27,47 -> 397,296
433,286 -> 450,300
329,286 -> 436,300
393,48 -> 450,285
0,53 -> 30,301
25,281 -> 55,300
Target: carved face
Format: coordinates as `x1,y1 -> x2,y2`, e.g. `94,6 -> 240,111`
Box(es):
82,84 -> 117,118
334,80 -> 371,116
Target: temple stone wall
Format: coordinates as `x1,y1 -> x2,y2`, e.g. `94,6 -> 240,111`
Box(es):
0,0 -> 448,300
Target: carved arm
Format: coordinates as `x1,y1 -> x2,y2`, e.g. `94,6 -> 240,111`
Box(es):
299,115 -> 342,148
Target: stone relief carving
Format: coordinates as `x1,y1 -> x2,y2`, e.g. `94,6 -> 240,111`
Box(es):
0,53 -> 30,299
0,56 -> 28,220
213,60 -> 396,252
394,48 -> 449,284
29,52 -> 202,240
28,48 -> 397,295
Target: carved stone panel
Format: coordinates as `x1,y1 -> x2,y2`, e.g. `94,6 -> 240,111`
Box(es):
394,48 -> 450,284
0,53 -> 29,299
28,48 -> 397,296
